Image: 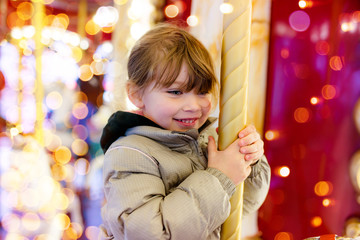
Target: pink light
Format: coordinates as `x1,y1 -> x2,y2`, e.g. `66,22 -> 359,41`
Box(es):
289,10 -> 310,32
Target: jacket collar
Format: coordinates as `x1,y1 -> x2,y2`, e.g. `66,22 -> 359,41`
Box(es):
100,110 -> 216,153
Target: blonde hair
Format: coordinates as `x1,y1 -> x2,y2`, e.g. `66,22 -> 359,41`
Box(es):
127,23 -> 219,104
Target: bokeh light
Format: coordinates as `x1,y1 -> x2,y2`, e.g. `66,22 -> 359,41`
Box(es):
85,226 -> 101,240
187,16 -> 199,26
322,84 -> 337,100
329,56 -> 343,71
315,40 -> 330,55
314,181 -> 333,196
164,5 -> 179,18
294,107 -> 311,123
72,102 -> 89,120
220,3 -> 234,14
78,64 -> 94,81
46,91 -> 63,110
54,146 -> 72,164
16,2 -> 34,21
310,97 -> 320,105
274,232 -> 293,240
310,216 -> 322,227
22,212 -> 41,232
289,10 -> 310,32
265,130 -> 280,141
71,139 -> 89,156
54,213 -> 71,230
72,124 -> 88,140
85,19 -> 101,35
74,158 -> 90,175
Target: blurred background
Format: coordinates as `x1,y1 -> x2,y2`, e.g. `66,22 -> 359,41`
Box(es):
0,0 -> 360,239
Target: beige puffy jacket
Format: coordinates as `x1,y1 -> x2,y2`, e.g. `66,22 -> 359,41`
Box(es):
100,111 -> 271,240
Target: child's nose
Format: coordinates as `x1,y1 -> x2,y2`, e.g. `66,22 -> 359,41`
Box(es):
182,94 -> 202,111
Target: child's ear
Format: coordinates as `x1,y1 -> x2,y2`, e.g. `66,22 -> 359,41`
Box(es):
126,82 -> 144,109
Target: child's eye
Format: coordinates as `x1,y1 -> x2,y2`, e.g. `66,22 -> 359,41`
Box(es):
167,90 -> 182,95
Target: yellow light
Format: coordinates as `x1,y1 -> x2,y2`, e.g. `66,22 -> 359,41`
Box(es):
220,3 -> 234,14
65,222 -> 84,239
114,0 -> 128,5
71,139 -> 89,156
187,15 -> 199,27
322,198 -> 331,207
341,22 -> 355,32
90,60 -> 105,75
17,2 -> 34,20
54,192 -> 69,210
22,212 -> 41,232
54,146 -> 72,164
298,0 -> 306,8
10,127 -> 20,137
45,133 -> 62,152
279,166 -> 290,177
85,19 -> 101,35
72,46 -> 83,63
1,170 -> 23,191
78,64 -> 93,81
310,216 -> 322,227
310,97 -> 319,105
51,163 -> 67,181
314,181 -> 333,196
265,130 -> 279,141
165,5 -> 179,18
54,213 -> 71,230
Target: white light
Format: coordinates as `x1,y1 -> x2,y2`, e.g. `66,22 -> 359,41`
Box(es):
187,16 -> 199,27
93,6 -> 119,28
79,39 -> 89,50
220,3 -> 233,14
102,41 -> 113,54
23,26 -> 35,39
130,23 -> 149,40
69,32 -> 81,47
11,27 -> 23,39
298,0 -> 307,8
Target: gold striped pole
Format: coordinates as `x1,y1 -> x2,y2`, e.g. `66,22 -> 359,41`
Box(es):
219,0 -> 252,239
32,0 -> 45,145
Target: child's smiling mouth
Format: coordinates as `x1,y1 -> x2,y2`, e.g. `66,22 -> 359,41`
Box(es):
174,118 -> 198,126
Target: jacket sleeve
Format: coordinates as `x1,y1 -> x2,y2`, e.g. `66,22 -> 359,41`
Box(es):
242,154 -> 271,216
101,146 -> 234,240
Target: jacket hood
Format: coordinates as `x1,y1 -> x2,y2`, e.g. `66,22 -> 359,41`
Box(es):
100,111 -> 161,153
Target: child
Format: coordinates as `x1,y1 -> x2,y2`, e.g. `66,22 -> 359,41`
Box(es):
100,23 -> 270,240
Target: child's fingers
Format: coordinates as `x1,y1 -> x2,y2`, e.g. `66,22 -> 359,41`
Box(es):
239,132 -> 261,147
207,136 -> 217,156
238,124 -> 256,138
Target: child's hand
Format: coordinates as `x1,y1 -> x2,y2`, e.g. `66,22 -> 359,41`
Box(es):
238,125 -> 264,164
207,136 -> 252,186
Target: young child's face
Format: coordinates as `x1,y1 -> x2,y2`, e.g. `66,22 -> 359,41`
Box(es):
135,63 -> 212,132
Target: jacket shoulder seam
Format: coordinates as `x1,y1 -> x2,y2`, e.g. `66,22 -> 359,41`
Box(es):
107,145 -> 159,166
